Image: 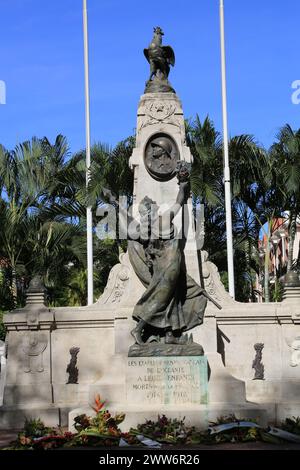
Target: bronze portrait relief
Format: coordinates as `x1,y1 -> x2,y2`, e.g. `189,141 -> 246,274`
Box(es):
144,133 -> 179,181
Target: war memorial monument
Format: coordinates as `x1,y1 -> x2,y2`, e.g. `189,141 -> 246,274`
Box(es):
1,28 -> 300,430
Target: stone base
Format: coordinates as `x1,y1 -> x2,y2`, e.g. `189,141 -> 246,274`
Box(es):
68,402 -> 272,432
246,379 -> 282,403
118,403 -> 272,430
0,404 -> 73,429
246,379 -> 300,404
144,78 -> 175,94
52,384 -> 90,404
3,399 -> 297,431
205,353 -> 247,403
275,403 -> 300,423
3,384 -> 53,406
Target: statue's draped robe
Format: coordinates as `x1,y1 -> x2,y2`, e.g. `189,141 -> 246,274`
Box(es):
128,232 -> 207,333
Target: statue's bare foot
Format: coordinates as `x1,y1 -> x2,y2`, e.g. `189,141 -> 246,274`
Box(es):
131,327 -> 143,345
165,331 -> 178,344
165,332 -> 189,345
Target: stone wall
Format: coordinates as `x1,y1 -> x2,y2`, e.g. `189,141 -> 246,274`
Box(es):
1,294 -> 300,429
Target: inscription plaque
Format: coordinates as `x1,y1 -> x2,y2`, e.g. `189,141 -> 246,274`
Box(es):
126,356 -> 208,405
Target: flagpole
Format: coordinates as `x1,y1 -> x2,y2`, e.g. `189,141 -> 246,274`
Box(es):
220,0 -> 235,299
83,0 -> 94,305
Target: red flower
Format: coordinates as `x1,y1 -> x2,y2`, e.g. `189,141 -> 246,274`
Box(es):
92,394 -> 106,413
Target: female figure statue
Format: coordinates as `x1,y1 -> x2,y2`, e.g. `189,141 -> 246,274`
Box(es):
106,164 -> 207,347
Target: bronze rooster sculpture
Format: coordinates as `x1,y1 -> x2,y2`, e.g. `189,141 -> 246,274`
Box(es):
144,27 -> 175,93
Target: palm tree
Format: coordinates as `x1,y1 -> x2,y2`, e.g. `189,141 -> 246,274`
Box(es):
87,137 -> 135,207
228,135 -> 270,300
270,124 -> 300,272
187,116 -> 269,301
19,135 -> 135,305
248,147 -> 284,302
186,115 -> 223,206
0,136 -> 87,306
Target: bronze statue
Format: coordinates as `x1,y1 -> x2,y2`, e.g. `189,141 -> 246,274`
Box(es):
144,27 -> 175,93
102,164 -> 207,356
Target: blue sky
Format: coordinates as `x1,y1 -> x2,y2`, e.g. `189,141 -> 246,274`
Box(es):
0,0 -> 300,154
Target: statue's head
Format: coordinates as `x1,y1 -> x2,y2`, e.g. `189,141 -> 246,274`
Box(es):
176,161 -> 191,183
153,26 -> 164,36
254,343 -> 264,353
151,138 -> 172,159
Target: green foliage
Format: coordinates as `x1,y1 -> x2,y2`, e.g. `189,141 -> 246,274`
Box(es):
187,116 -> 269,301
0,268 -> 15,311
187,117 -> 300,302
72,395 -> 126,447
270,279 -> 284,302
281,416 -> 300,435
23,418 -> 50,438
7,417 -> 74,450
6,411 -> 300,449
1,120 -> 300,307
130,415 -> 197,444
0,134 -> 134,307
210,427 -> 261,444
209,414 -> 258,425
270,125 -> 300,271
0,135 -> 86,306
86,137 -> 134,207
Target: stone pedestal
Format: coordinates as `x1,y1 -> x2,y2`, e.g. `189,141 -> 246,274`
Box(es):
246,379 -> 282,403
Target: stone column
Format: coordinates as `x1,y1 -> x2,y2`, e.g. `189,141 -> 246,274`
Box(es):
0,340 -> 6,406
129,92 -> 200,283
2,277 -> 54,409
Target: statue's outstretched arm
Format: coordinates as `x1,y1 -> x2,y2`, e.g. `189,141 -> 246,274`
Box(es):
160,181 -> 190,229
